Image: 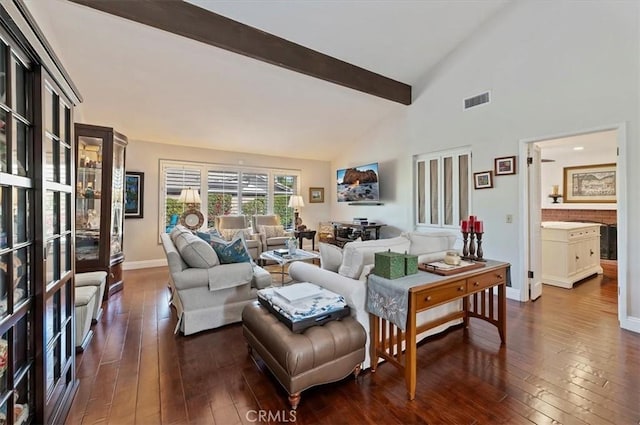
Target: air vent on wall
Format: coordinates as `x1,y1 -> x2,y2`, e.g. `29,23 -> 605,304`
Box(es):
464,91 -> 490,109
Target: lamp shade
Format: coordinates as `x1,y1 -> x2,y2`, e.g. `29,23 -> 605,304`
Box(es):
288,195 -> 305,209
178,188 -> 201,205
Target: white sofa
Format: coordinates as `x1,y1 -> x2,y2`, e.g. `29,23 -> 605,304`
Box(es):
288,230 -> 460,369
161,225 -> 272,335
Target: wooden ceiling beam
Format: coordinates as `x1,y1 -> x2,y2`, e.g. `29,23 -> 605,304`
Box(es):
68,0 -> 411,105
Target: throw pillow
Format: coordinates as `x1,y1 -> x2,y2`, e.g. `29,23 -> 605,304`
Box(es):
195,228 -> 223,243
259,225 -> 285,238
338,236 -> 410,279
403,231 -> 457,255
319,243 -> 343,273
174,231 -> 220,268
210,233 -> 252,264
170,224 -> 192,243
220,227 -> 252,242
359,264 -> 375,281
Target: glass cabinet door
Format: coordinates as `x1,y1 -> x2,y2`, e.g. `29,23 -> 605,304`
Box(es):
75,124 -> 127,296
110,139 -> 125,259
76,136 -> 103,262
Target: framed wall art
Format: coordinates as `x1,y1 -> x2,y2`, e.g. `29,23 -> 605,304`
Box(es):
563,163 -> 616,203
309,187 -> 324,203
494,155 -> 516,175
125,171 -> 144,218
473,171 -> 493,189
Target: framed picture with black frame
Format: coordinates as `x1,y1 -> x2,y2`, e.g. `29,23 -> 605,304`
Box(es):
473,170 -> 493,189
125,171 -> 144,218
494,155 -> 516,175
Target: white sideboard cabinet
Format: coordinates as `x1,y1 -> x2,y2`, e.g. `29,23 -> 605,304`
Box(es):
541,222 -> 603,288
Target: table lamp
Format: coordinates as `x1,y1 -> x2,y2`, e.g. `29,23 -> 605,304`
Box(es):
288,195 -> 305,230
178,188 -> 204,230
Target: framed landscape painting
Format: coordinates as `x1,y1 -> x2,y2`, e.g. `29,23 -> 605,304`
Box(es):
125,171 -> 144,218
563,163 -> 616,203
309,187 -> 324,203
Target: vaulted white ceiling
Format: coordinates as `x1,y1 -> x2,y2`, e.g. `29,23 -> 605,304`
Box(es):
25,0 -> 510,161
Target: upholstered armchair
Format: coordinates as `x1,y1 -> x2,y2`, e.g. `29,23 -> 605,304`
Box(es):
214,215 -> 261,260
252,215 -> 294,253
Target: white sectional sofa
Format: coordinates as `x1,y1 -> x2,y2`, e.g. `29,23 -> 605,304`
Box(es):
288,230 -> 461,369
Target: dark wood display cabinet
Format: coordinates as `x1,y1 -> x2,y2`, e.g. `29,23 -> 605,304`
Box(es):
1,2 -> 82,423
75,124 -> 127,299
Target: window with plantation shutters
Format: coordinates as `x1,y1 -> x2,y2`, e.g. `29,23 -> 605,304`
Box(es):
273,174 -> 297,229
159,160 -> 300,236
207,170 -> 240,227
241,172 -> 268,218
415,148 -> 471,229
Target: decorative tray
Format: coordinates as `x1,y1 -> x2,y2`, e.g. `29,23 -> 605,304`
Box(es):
418,260 -> 485,276
258,297 -> 350,333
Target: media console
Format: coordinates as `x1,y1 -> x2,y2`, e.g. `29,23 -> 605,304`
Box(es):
331,222 -> 385,247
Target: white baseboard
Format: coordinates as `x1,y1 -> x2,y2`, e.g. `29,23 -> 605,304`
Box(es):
620,315 -> 640,334
506,286 -> 523,302
123,259 -> 167,270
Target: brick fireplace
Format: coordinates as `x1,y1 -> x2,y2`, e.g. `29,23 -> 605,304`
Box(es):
541,209 -> 616,225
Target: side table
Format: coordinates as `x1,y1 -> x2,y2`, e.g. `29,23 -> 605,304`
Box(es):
295,229 -> 316,251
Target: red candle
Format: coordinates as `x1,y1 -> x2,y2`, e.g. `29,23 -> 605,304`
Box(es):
474,220 -> 483,233
461,220 -> 469,232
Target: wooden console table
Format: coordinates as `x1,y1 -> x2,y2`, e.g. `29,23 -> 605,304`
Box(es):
367,260 -> 509,400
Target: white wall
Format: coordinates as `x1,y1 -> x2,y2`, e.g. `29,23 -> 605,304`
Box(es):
123,140 -> 332,268
331,2 -> 639,321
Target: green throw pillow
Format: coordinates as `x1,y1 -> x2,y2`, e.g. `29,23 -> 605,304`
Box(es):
210,234 -> 251,264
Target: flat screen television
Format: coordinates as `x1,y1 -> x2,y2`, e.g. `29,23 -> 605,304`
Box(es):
336,162 -> 380,202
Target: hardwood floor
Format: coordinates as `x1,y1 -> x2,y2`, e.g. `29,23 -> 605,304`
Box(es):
65,266 -> 639,425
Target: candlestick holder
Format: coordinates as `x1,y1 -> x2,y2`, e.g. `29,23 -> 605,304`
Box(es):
465,232 -> 476,261
548,194 -> 563,204
462,231 -> 469,258
475,232 -> 486,262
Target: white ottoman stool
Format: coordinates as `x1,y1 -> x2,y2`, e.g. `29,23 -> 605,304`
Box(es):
75,286 -> 97,352
75,271 -> 107,323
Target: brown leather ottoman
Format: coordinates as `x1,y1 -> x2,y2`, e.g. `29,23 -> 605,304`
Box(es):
242,302 -> 366,409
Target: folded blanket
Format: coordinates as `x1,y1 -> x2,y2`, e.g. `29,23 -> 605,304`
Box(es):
258,283 -> 346,321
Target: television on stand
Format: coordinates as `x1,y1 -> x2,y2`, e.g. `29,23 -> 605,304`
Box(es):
336,163 -> 380,203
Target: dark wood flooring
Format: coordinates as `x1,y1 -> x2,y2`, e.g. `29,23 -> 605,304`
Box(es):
65,265 -> 640,425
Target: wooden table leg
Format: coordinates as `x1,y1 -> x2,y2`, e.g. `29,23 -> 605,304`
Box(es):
369,313 -> 379,372
498,282 -> 507,344
405,298 -> 417,400
462,295 -> 469,329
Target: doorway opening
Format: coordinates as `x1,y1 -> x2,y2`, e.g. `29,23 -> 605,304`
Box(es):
520,124 -> 625,326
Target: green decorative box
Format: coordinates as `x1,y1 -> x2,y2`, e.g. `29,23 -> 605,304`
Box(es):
374,250 -> 406,279
404,253 -> 418,276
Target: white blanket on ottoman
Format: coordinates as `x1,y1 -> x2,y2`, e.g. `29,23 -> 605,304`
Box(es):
258,283 -> 346,322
